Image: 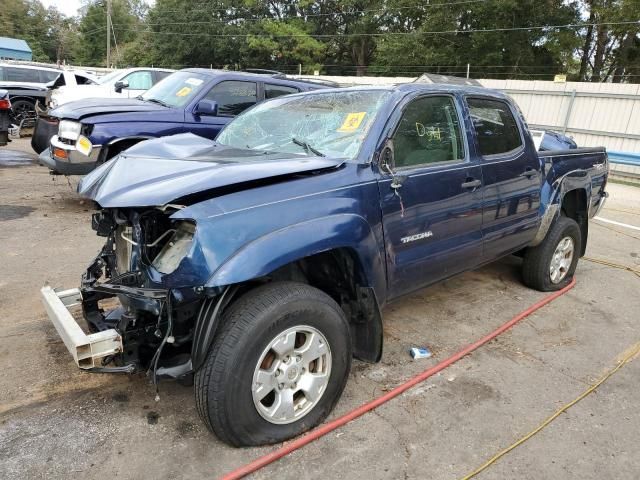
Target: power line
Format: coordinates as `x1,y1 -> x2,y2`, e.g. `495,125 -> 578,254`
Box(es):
113,20 -> 640,38
145,0 -> 487,17
143,0 -> 488,22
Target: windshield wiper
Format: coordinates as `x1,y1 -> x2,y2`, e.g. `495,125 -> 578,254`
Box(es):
144,98 -> 170,108
292,137 -> 325,157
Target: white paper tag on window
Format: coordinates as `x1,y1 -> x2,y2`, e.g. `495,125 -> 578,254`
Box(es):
185,78 -> 203,86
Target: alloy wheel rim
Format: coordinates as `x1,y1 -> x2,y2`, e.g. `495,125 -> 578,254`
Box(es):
549,236 -> 574,284
252,325 -> 332,425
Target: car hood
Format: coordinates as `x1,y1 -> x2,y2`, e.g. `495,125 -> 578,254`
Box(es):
78,133 -> 345,208
50,97 -> 167,121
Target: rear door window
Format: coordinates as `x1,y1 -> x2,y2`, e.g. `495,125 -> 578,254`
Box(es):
205,80 -> 257,116
467,98 -> 523,156
40,70 -> 61,83
265,84 -> 299,99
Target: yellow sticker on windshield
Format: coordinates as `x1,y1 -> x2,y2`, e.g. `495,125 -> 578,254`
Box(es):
176,86 -> 192,97
338,112 -> 366,132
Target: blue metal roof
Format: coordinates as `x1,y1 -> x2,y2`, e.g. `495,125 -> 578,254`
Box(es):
0,37 -> 32,53
0,37 -> 32,60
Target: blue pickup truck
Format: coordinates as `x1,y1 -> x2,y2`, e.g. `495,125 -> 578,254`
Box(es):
41,84 -> 608,447
35,69 -> 330,174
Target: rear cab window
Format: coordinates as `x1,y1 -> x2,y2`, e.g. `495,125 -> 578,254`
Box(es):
265,84 -> 299,99
466,97 -> 523,156
153,70 -> 172,84
205,80 -> 257,116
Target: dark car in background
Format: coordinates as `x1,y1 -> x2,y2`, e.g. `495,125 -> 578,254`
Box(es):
35,69 -> 334,175
0,89 -> 11,145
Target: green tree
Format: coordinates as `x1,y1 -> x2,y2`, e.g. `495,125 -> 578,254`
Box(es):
76,0 -> 141,67
578,0 -> 640,82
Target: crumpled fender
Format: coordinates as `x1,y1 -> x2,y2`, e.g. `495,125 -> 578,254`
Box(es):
532,149 -> 604,246
206,213 -> 387,301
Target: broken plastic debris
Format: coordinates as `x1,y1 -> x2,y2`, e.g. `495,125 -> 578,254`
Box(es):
410,347 -> 432,359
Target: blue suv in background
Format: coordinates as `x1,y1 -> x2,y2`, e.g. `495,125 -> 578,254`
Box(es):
35,69 -> 333,174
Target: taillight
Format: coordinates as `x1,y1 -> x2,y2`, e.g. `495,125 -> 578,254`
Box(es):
0,98 -> 11,109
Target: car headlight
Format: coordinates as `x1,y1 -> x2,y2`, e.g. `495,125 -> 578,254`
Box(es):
59,120 -> 81,140
152,221 -> 196,274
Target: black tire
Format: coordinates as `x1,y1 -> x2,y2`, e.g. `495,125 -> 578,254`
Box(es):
194,281 -> 352,447
10,99 -> 35,125
522,216 -> 582,291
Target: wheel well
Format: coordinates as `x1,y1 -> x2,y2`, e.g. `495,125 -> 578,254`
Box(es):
561,189 -> 588,256
237,248 -> 383,363
99,138 -> 146,163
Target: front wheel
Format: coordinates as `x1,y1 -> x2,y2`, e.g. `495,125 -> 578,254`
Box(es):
522,216 -> 582,291
194,282 -> 352,447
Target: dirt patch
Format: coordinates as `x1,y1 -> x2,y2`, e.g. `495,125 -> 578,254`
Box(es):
0,205 -> 35,221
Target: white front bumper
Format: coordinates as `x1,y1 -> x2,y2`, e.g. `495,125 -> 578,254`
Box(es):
40,286 -> 123,369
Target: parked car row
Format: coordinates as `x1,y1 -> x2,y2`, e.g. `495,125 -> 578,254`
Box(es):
0,63 -> 97,125
40,81 -> 608,447
33,69 -> 333,174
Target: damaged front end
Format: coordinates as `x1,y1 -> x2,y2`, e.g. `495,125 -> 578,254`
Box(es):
41,205 -> 221,382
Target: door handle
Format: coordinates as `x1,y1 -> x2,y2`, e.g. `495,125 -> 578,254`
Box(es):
520,168 -> 537,178
461,178 -> 482,190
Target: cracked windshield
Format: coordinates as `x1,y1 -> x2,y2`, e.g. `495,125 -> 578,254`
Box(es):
216,90 -> 391,160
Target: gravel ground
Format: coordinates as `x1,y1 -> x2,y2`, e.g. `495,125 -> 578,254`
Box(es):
1,139 -> 639,480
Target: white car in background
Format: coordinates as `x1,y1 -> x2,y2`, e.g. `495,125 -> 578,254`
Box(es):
49,67 -> 175,108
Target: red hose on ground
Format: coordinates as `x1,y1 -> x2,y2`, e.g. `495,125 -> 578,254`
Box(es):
221,278 -> 576,480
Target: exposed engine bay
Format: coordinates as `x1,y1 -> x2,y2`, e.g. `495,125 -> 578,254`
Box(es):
81,206 -> 207,382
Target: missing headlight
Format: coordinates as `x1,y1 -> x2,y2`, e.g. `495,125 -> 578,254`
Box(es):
152,221 -> 196,274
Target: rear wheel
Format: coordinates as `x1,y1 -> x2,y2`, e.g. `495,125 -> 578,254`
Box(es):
10,99 -> 35,125
522,216 -> 581,291
194,281 -> 352,446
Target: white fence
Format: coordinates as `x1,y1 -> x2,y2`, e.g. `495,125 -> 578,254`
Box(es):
480,79 -> 640,154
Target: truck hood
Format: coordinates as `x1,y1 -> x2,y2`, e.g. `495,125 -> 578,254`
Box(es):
78,133 -> 345,208
51,97 -> 167,121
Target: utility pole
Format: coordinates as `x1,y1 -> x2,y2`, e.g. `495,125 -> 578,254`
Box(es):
106,0 -> 111,68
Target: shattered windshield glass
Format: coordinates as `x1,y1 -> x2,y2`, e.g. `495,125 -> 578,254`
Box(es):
216,90 -> 391,160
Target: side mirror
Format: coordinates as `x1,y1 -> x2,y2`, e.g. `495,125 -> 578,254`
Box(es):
380,142 -> 395,174
114,80 -> 129,93
194,99 -> 218,117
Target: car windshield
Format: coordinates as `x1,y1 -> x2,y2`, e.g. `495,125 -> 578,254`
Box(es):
96,70 -> 123,85
216,90 -> 391,160
140,71 -> 209,108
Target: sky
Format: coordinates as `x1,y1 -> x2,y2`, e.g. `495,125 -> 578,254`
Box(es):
39,0 -> 155,18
